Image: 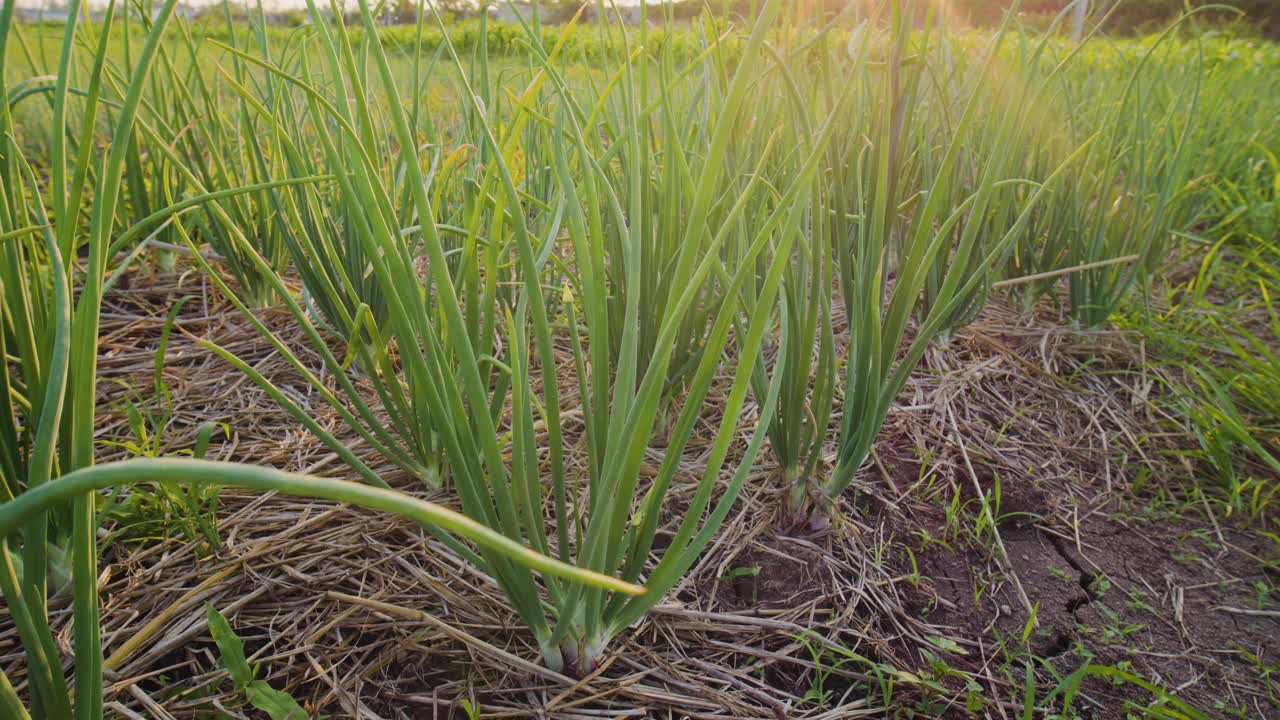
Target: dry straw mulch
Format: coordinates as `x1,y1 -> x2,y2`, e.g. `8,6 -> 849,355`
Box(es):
5,265 -> 1277,719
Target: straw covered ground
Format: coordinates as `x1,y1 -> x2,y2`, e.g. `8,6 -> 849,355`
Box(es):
39,264 -> 1274,719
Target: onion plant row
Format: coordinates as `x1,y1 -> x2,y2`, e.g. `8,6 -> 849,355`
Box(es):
0,0 -> 1243,711
0,1 -> 630,716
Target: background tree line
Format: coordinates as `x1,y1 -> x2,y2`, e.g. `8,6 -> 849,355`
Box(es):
951,0 -> 1278,37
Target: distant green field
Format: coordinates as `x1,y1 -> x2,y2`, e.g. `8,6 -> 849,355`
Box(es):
8,15 -> 1277,169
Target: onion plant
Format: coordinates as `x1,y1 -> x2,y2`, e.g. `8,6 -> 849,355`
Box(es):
915,25 -> 1045,336
0,2 -> 262,715
733,26 -> 838,515
195,0 -> 852,672
160,8 -> 292,307
1064,25 -> 1204,327
589,14 -> 743,394
759,2 -> 1096,516
193,0 -> 575,483
919,5 -> 1137,331
0,5 -> 631,716
83,2 -> 293,303
1001,9 -> 1216,323
521,4 -> 851,669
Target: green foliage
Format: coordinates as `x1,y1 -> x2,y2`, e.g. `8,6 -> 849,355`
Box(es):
4,0 -> 1280,712
0,0 -> 190,714
1117,138 -> 1280,520
190,0 -> 811,673
206,604 -> 311,720
0,6 -> 639,714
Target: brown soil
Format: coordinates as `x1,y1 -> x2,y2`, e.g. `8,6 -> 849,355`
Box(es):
905,511 -> 1278,718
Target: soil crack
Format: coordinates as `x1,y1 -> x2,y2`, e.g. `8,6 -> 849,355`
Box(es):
1046,532 -> 1101,613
